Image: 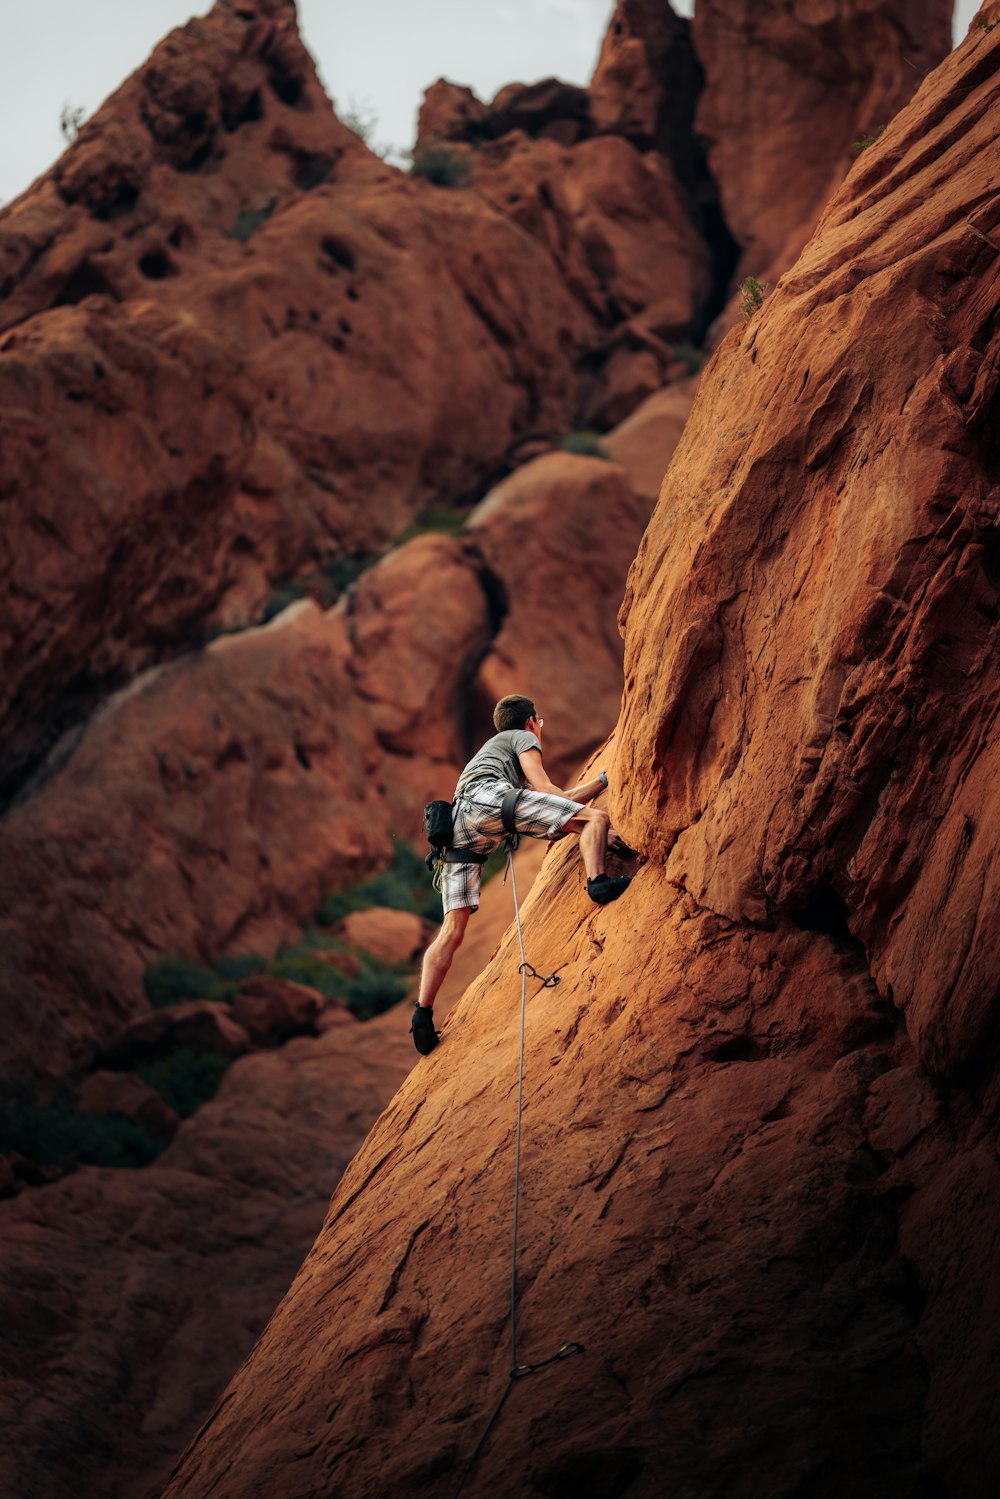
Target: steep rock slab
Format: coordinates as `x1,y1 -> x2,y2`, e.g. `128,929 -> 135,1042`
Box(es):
692,0 -> 954,282
0,1009 -> 413,1499
614,23 -> 1000,1083
164,843 -> 999,1497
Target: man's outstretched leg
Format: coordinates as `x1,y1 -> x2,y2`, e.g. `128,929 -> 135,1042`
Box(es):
412,906 -> 472,1055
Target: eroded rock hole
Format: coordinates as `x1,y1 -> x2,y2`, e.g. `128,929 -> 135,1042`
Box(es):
180,135 -> 215,174
977,524 -> 1000,593
269,74 -> 303,107
293,154 -> 330,191
94,182 -> 140,221
791,885 -> 855,939
791,884 -> 869,963
54,259 -> 116,306
321,236 -> 357,272
224,88 -> 264,132
138,249 -> 177,281
708,1035 -> 764,1063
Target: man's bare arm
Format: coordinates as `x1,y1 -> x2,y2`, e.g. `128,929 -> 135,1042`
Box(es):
518,749 -> 606,805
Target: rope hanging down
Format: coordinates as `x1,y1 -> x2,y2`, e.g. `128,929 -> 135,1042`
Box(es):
451,847 -> 585,1499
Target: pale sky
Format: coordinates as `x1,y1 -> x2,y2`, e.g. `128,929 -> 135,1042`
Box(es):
0,1 -> 980,206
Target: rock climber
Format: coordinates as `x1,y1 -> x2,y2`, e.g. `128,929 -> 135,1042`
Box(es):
411,693 -> 630,1055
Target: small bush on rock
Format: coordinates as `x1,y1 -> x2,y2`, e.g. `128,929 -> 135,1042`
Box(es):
144,957 -> 220,1008
230,198 -> 277,242
0,1085 -> 161,1171
558,431 -> 612,460
410,145 -> 471,187
138,1048 -> 232,1119
740,275 -> 767,319
851,125 -> 886,155
317,842 -> 441,926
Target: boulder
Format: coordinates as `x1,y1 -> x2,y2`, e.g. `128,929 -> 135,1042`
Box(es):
335,907 -> 428,968
465,452 -> 647,779
76,1071 -> 180,1141
103,1002 -> 251,1065
231,978 -> 321,1045
603,382 -> 697,503
590,0 -> 704,184
470,132 -> 711,334
0,602 -> 391,1077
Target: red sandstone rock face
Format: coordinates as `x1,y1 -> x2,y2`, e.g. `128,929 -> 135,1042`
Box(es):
0,1009 -> 414,1499
692,0 -> 953,282
469,131 -> 711,337
465,452 -> 647,780
615,21 -> 1000,1086
161,29 -> 1000,1499
590,0 -> 704,184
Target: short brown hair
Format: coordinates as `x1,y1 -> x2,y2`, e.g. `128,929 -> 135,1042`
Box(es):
493,695 -> 536,732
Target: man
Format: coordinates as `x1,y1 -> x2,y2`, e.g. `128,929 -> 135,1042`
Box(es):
412,694 -> 630,1055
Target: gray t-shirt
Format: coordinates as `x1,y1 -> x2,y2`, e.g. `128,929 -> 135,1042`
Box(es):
455,729 -> 540,797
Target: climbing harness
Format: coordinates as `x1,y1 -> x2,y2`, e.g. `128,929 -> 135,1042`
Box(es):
423,788 -> 523,890
450,844 -> 585,1499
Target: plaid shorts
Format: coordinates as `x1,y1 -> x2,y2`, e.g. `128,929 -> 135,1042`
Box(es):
441,779 -> 583,914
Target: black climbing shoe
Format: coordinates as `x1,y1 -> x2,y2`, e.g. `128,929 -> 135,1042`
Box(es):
411,1004 -> 439,1056
587,873 -> 631,905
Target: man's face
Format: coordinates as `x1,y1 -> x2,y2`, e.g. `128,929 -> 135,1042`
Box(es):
529,713 -> 544,742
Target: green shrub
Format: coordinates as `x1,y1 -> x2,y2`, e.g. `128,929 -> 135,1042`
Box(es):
262,582 -> 306,622
393,507 -> 467,546
138,1048 -> 232,1119
269,950 -> 349,999
230,198 -> 277,242
850,125 -> 886,156
344,963 -> 411,1021
143,957 -> 219,1009
558,430 -> 612,460
0,1088 -> 160,1170
212,953 -> 267,983
317,842 -> 442,926
410,145 -> 471,187
740,275 -> 766,320
323,552 -> 378,596
670,342 -> 706,373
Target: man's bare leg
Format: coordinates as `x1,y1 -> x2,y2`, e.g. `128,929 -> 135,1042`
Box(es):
559,806 -> 630,904
562,807 -> 611,880
417,906 -> 472,1009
